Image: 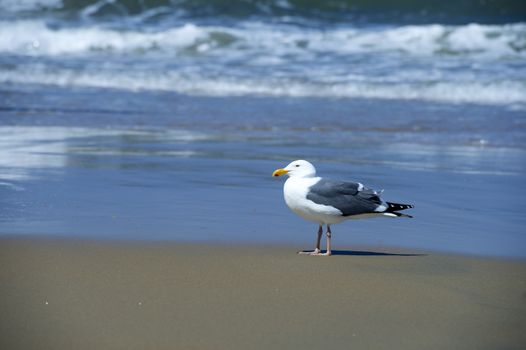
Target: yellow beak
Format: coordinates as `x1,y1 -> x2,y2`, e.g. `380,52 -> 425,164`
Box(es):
272,168 -> 289,177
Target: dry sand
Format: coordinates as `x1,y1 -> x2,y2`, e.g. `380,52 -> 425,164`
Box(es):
1,236 -> 525,350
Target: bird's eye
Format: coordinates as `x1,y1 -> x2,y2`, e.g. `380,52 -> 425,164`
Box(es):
295,164 -> 300,167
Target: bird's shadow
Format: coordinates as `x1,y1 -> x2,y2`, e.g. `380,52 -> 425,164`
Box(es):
299,250 -> 426,257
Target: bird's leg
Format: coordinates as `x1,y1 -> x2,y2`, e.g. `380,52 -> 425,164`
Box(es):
298,225 -> 331,256
315,224 -> 323,254
325,225 -> 332,256
298,225 -> 323,255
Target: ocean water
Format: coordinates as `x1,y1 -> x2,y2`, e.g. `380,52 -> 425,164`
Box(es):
0,0 -> 525,257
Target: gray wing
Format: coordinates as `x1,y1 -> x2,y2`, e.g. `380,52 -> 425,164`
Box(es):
306,178 -> 384,216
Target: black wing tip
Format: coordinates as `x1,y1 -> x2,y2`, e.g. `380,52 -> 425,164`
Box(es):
386,202 -> 414,211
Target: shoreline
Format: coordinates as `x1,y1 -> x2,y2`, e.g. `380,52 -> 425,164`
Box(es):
1,235 -> 525,349
1,234 -> 525,262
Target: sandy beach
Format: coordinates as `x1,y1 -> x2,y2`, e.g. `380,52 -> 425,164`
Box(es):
1,236 -> 524,350
2,1 -> 525,349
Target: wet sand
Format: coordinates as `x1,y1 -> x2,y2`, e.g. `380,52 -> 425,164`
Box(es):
1,236 -> 525,350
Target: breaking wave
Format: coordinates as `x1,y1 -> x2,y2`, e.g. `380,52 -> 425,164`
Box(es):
2,65 -> 525,107
0,2 -> 525,108
0,20 -> 524,58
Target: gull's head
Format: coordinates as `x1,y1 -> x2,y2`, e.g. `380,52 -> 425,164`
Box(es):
272,160 -> 317,178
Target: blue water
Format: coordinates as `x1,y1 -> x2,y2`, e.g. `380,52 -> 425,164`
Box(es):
0,1 -> 525,257
0,0 -> 525,108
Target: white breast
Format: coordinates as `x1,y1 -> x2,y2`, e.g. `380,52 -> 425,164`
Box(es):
283,177 -> 345,224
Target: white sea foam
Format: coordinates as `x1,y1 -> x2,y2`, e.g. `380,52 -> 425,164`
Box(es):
0,20 -> 206,55
0,19 -> 524,106
0,20 -> 524,58
332,23 -> 526,58
1,65 -> 524,107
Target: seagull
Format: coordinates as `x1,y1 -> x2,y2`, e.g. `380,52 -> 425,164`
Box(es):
272,160 -> 413,256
